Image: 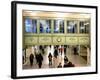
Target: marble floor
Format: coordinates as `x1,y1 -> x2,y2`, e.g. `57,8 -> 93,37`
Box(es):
23,46 -> 88,69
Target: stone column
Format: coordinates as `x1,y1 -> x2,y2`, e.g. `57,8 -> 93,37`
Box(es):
87,47 -> 90,66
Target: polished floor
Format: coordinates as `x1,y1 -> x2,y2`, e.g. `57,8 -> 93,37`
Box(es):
23,46 -> 88,69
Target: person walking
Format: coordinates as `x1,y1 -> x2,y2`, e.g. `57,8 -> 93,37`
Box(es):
48,53 -> 52,66
29,53 -> 34,67
38,53 -> 43,68
54,47 -> 58,58
53,47 -> 59,67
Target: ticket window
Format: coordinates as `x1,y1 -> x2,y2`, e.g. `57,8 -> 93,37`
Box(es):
67,21 -> 77,33
79,21 -> 90,34
54,20 -> 64,33
39,19 -> 51,33
25,18 -> 37,33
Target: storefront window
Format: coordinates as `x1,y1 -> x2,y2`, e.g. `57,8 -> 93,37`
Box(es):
67,21 -> 77,33
54,20 -> 64,33
25,18 -> 37,33
39,20 -> 51,33
80,21 -> 90,33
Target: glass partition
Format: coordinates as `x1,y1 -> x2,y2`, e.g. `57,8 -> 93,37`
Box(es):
67,20 -> 77,33
25,18 -> 37,33
79,21 -> 90,33
54,20 -> 64,33
39,20 -> 51,33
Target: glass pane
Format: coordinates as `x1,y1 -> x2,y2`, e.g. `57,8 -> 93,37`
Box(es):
39,20 -> 51,33
67,21 -> 77,33
80,21 -> 90,33
25,18 -> 37,33
25,18 -> 32,32
54,20 -> 64,33
32,20 -> 37,33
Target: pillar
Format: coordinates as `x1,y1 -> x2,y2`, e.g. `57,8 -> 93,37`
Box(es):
87,47 -> 90,65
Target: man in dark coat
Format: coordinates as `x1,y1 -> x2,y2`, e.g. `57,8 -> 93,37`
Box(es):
54,48 -> 58,58
38,53 -> 43,68
29,53 -> 34,67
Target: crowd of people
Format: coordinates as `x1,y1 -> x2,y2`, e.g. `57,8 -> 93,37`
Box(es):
29,53 -> 43,68
26,45 -> 75,69
48,52 -> 75,68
